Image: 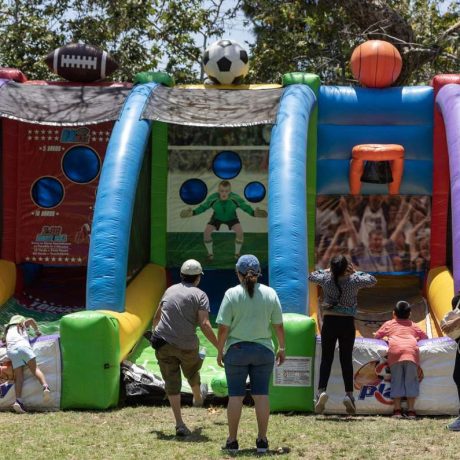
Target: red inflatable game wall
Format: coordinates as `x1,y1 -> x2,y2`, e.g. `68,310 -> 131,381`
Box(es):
2,119 -> 19,261
2,119 -> 113,265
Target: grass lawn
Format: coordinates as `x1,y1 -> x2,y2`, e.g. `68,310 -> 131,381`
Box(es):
2,404 -> 459,459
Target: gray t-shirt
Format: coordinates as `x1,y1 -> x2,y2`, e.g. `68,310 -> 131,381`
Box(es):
154,282 -> 210,349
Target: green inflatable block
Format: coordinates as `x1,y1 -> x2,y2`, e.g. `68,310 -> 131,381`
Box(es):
133,71 -> 175,87
269,313 -> 316,412
281,72 -> 320,93
60,311 -> 120,409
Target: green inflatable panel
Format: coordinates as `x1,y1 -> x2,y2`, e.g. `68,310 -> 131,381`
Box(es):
269,313 -> 316,412
60,311 -> 120,409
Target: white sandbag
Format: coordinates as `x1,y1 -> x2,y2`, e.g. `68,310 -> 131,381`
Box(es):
314,336 -> 459,415
0,335 -> 61,411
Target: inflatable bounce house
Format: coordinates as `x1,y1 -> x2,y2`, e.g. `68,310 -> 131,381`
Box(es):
0,39 -> 459,414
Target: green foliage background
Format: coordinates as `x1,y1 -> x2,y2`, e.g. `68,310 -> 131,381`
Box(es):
0,0 -> 458,84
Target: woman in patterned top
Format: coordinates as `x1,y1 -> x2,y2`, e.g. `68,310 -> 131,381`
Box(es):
309,255 -> 377,415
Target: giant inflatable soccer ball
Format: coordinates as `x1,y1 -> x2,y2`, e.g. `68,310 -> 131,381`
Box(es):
203,39 -> 249,85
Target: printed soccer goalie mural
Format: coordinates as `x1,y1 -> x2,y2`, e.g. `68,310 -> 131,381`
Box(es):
167,125 -> 269,269
167,40 -> 269,269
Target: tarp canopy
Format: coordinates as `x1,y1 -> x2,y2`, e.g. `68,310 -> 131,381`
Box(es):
0,81 -> 283,127
142,85 -> 283,126
0,81 -> 131,125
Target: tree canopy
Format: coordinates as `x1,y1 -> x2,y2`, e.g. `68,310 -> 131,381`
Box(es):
242,0 -> 460,85
0,0 -> 458,85
0,0 -> 241,82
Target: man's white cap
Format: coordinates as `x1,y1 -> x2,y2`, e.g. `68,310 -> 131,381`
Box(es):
180,259 -> 204,276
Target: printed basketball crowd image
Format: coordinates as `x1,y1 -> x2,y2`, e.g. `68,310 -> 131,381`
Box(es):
315,195 -> 431,273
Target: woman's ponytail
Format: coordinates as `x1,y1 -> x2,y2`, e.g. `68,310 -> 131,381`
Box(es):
235,255 -> 261,298
330,255 -> 349,305
242,271 -> 258,298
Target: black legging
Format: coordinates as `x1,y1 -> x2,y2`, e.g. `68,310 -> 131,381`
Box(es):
454,340 -> 460,411
318,315 -> 356,393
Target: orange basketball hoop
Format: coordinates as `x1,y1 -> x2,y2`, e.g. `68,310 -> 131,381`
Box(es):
349,144 -> 404,195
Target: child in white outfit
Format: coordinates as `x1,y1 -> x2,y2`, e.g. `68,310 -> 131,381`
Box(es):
3,315 -> 50,413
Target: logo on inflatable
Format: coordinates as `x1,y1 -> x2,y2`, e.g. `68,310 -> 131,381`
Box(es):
354,357 -> 424,405
0,361 -> 14,399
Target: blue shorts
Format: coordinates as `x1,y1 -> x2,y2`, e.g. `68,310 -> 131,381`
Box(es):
7,345 -> 36,369
390,361 -> 420,398
224,342 -> 275,397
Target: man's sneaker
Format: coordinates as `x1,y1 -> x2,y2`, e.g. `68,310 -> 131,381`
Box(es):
12,400 -> 26,413
193,383 -> 208,407
222,439 -> 239,453
406,410 -> 417,420
175,424 -> 191,437
343,394 -> 356,415
314,391 -> 328,414
392,409 -> 403,419
447,416 -> 460,431
256,437 -> 269,454
43,385 -> 51,402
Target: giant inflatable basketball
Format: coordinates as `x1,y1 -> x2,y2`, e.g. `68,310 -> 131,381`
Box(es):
350,40 -> 402,88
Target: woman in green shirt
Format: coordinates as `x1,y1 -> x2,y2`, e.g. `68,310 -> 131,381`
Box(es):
216,254 -> 285,454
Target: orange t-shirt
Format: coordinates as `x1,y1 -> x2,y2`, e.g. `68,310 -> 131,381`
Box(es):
374,319 -> 428,366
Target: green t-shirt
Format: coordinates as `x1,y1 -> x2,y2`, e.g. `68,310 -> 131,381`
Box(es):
216,283 -> 283,353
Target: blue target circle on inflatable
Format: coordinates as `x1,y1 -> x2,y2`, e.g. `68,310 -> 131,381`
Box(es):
244,182 -> 266,203
212,150 -> 242,179
31,177 -> 64,208
62,146 -> 101,184
180,179 -> 208,205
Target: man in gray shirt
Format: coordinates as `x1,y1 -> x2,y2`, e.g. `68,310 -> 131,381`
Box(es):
152,259 -> 218,436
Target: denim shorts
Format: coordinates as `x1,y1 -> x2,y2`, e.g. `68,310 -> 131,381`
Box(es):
390,361 -> 420,398
224,342 -> 275,397
7,345 -> 36,369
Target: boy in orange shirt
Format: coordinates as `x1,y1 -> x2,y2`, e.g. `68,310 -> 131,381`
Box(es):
374,301 -> 428,419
